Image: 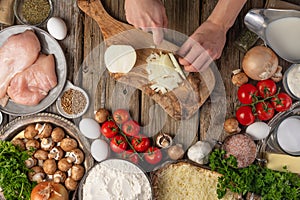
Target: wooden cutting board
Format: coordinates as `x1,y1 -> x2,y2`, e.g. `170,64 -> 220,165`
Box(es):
77,0 -> 215,120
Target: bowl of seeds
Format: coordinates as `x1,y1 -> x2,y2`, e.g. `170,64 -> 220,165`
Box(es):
14,0 -> 53,26
56,81 -> 90,119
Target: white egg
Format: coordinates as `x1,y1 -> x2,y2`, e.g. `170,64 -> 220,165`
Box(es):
277,117 -> 300,153
91,139 -> 109,162
246,122 -> 270,140
79,118 -> 100,139
47,17 -> 67,40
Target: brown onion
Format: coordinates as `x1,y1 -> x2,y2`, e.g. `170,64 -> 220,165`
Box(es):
242,46 -> 278,80
31,181 -> 68,200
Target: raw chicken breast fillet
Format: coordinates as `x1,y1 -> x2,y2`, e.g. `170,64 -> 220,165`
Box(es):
0,30 -> 41,98
7,54 -> 57,106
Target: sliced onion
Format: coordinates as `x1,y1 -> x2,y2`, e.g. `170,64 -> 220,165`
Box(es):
104,45 -> 136,73
242,46 -> 278,80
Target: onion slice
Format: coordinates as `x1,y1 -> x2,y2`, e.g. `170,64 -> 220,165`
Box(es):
104,45 -> 137,73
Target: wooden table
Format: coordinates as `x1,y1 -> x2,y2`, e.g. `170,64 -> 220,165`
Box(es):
0,0 -> 299,153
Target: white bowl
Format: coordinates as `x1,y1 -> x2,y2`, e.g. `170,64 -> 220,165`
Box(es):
56,81 -> 89,119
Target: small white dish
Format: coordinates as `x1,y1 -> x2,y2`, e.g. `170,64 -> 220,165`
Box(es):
56,81 -> 89,119
0,111 -> 3,125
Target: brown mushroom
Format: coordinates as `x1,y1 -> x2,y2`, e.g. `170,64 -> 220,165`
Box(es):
24,124 -> 38,139
28,166 -> 45,183
224,118 -> 241,134
43,159 -> 57,175
51,127 -> 65,142
26,139 -> 40,150
70,164 -> 85,181
60,138 -> 78,152
25,157 -> 37,168
65,177 -> 78,191
231,71 -> 249,87
53,170 -> 67,183
36,123 -> 52,138
156,133 -> 173,148
58,158 -> 72,172
11,138 -> 26,150
34,149 -> 49,160
66,148 -> 84,164
40,138 -> 55,151
48,146 -> 64,160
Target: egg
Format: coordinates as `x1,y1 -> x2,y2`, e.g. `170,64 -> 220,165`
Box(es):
47,17 -> 67,40
79,118 -> 100,139
91,139 -> 109,162
246,122 -> 270,140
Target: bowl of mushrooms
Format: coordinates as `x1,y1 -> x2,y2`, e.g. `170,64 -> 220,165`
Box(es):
0,113 -> 94,199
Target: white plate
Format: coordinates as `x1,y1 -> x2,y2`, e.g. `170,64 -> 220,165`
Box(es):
0,25 -> 67,116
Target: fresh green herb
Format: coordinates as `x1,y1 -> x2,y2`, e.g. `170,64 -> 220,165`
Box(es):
0,140 -> 36,200
209,149 -> 300,200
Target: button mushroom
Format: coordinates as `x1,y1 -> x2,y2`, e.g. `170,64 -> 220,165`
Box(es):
34,149 -> 49,160
167,144 -> 185,160
11,138 -> 26,150
224,118 -> 241,134
53,170 -> 67,183
70,164 -> 85,181
26,139 -> 40,150
25,157 -> 37,168
36,123 -> 52,138
64,177 -> 78,191
28,166 -> 45,183
40,138 -> 55,151
51,127 -> 65,143
43,159 -> 57,175
60,138 -> 78,152
66,148 -> 84,164
24,124 -> 38,139
48,146 -> 64,160
58,158 -> 73,172
156,133 -> 173,148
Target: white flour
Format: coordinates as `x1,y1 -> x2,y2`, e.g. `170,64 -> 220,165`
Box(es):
82,159 -> 152,200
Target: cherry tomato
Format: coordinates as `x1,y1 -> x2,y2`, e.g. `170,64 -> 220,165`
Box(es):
110,135 -> 128,153
131,135 -> 151,152
113,109 -> 130,124
271,93 -> 292,112
237,84 -> 258,104
144,147 -> 162,165
236,106 -> 255,126
101,121 -> 119,138
122,120 -> 140,137
121,149 -> 139,164
256,102 -> 275,121
256,79 -> 277,98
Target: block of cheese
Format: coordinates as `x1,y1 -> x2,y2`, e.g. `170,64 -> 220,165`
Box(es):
265,152 -> 300,174
151,162 -> 237,200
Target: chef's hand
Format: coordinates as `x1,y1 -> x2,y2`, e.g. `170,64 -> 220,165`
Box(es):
125,0 -> 168,45
177,20 -> 227,72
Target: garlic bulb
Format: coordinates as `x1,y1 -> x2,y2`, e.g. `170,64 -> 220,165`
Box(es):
187,141 -> 212,165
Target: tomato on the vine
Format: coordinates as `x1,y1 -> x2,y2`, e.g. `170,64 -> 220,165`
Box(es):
101,121 -> 119,138
122,120 -> 140,137
113,109 -> 130,124
110,135 -> 128,153
271,93 -> 292,112
121,149 -> 139,164
256,102 -> 275,121
144,147 -> 162,165
236,106 -> 255,126
131,135 -> 151,152
237,84 -> 258,104
256,79 -> 277,98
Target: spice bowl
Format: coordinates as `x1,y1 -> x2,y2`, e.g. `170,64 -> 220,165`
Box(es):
283,64 -> 300,101
14,0 -> 53,26
56,81 -> 90,119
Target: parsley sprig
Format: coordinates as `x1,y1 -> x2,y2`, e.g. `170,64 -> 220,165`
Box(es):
209,149 -> 300,200
0,140 -> 36,200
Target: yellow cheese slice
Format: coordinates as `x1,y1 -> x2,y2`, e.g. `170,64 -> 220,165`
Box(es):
265,152 -> 300,174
